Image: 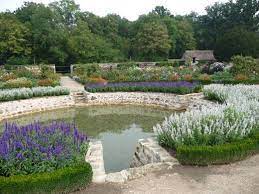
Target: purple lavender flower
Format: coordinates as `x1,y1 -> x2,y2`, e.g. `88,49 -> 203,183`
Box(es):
0,121 -> 88,176
85,81 -> 199,91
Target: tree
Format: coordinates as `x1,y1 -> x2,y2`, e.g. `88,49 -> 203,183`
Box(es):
196,0 -> 259,50
173,18 -> 196,58
68,21 -> 122,63
16,2 -> 69,65
215,27 -> 259,61
152,6 -> 172,17
49,0 -> 80,29
0,14 -> 31,64
133,21 -> 171,61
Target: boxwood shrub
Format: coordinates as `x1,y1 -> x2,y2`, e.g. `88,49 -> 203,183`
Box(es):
176,134 -> 259,165
0,162 -> 92,194
87,86 -> 201,94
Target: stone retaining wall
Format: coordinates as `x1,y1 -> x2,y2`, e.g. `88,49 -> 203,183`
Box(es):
85,141 -> 106,183
84,92 -> 212,111
0,96 -> 74,121
130,138 -> 179,167
85,138 -> 179,183
0,92 -> 213,121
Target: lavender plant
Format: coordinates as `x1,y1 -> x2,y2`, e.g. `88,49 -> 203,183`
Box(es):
85,81 -> 201,94
0,121 -> 87,177
155,85 -> 259,148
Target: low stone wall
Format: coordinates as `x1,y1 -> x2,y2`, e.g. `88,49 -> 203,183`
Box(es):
84,92 -> 211,111
0,96 -> 74,121
130,138 -> 179,167
85,141 -> 106,183
0,91 -> 213,121
85,138 -> 179,183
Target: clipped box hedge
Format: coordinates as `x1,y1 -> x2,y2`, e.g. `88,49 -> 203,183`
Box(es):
0,162 -> 93,194
176,134 -> 259,165
87,86 -> 201,94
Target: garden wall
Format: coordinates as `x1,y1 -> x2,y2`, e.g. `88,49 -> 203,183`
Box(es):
84,92 -> 212,111
0,95 -> 74,121
130,138 -> 178,167
0,91 -> 214,121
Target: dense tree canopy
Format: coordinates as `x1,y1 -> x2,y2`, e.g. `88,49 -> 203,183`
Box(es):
0,0 -> 258,65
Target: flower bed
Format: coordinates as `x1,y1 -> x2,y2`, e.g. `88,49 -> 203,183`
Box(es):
85,81 -> 202,94
0,86 -> 69,102
155,84 -> 259,165
0,122 -> 92,193
0,66 -> 60,89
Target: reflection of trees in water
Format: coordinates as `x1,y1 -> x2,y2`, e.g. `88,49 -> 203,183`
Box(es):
81,105 -> 172,118
1,105 -> 173,138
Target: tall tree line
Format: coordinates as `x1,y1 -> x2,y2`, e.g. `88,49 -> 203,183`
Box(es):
0,0 -> 258,65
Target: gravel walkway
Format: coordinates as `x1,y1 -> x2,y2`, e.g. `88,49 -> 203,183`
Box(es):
60,76 -> 85,92
77,154 -> 259,194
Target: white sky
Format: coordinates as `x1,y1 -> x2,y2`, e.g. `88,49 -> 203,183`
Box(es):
0,0 -> 229,21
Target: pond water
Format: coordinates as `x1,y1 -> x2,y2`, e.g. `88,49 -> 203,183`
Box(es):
1,105 -> 174,173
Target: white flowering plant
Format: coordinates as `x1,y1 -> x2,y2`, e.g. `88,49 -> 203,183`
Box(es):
155,84 -> 259,149
0,86 -> 69,102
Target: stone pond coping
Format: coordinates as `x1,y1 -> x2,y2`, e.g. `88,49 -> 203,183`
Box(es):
0,91 -> 214,121
85,138 -> 179,183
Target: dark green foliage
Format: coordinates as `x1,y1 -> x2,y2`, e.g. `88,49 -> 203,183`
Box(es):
176,135 -> 259,165
117,62 -> 139,70
231,55 -> 259,76
0,162 -> 93,194
86,85 -> 201,95
195,0 -> 259,60
0,0 -> 258,64
215,27 -> 259,61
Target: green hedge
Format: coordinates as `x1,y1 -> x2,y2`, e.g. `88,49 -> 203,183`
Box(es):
0,162 -> 93,194
86,85 -> 202,95
176,134 -> 259,165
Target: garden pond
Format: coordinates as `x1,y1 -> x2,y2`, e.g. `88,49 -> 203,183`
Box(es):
1,105 -> 174,173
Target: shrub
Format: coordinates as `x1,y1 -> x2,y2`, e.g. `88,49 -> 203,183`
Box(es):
211,71 -> 234,83
0,73 -> 17,81
0,162 -> 92,194
40,65 -> 55,79
14,67 -> 39,80
170,74 -> 180,81
199,74 -> 211,81
156,61 -> 174,67
117,62 -> 138,70
87,77 -> 107,84
176,135 -> 259,165
38,79 -> 57,87
75,64 -> 101,77
0,86 -> 69,102
85,81 -> 201,94
231,55 -> 259,76
3,78 -> 33,89
234,74 -> 249,81
183,74 -> 193,82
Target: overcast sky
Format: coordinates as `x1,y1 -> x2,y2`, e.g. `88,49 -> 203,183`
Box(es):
0,0 -> 229,21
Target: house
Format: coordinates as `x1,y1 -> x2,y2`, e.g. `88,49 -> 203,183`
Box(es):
181,50 -> 216,64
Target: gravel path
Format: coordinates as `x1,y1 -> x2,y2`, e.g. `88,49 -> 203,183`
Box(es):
60,76 -> 84,92
77,154 -> 259,194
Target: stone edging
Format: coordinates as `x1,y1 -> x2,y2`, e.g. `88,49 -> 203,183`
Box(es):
85,138 -> 179,183
0,92 -> 214,121
130,138 -> 178,167
0,95 -> 75,122
85,141 -> 106,183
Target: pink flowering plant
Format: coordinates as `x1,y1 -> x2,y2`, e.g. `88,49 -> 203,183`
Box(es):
0,121 -> 88,177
